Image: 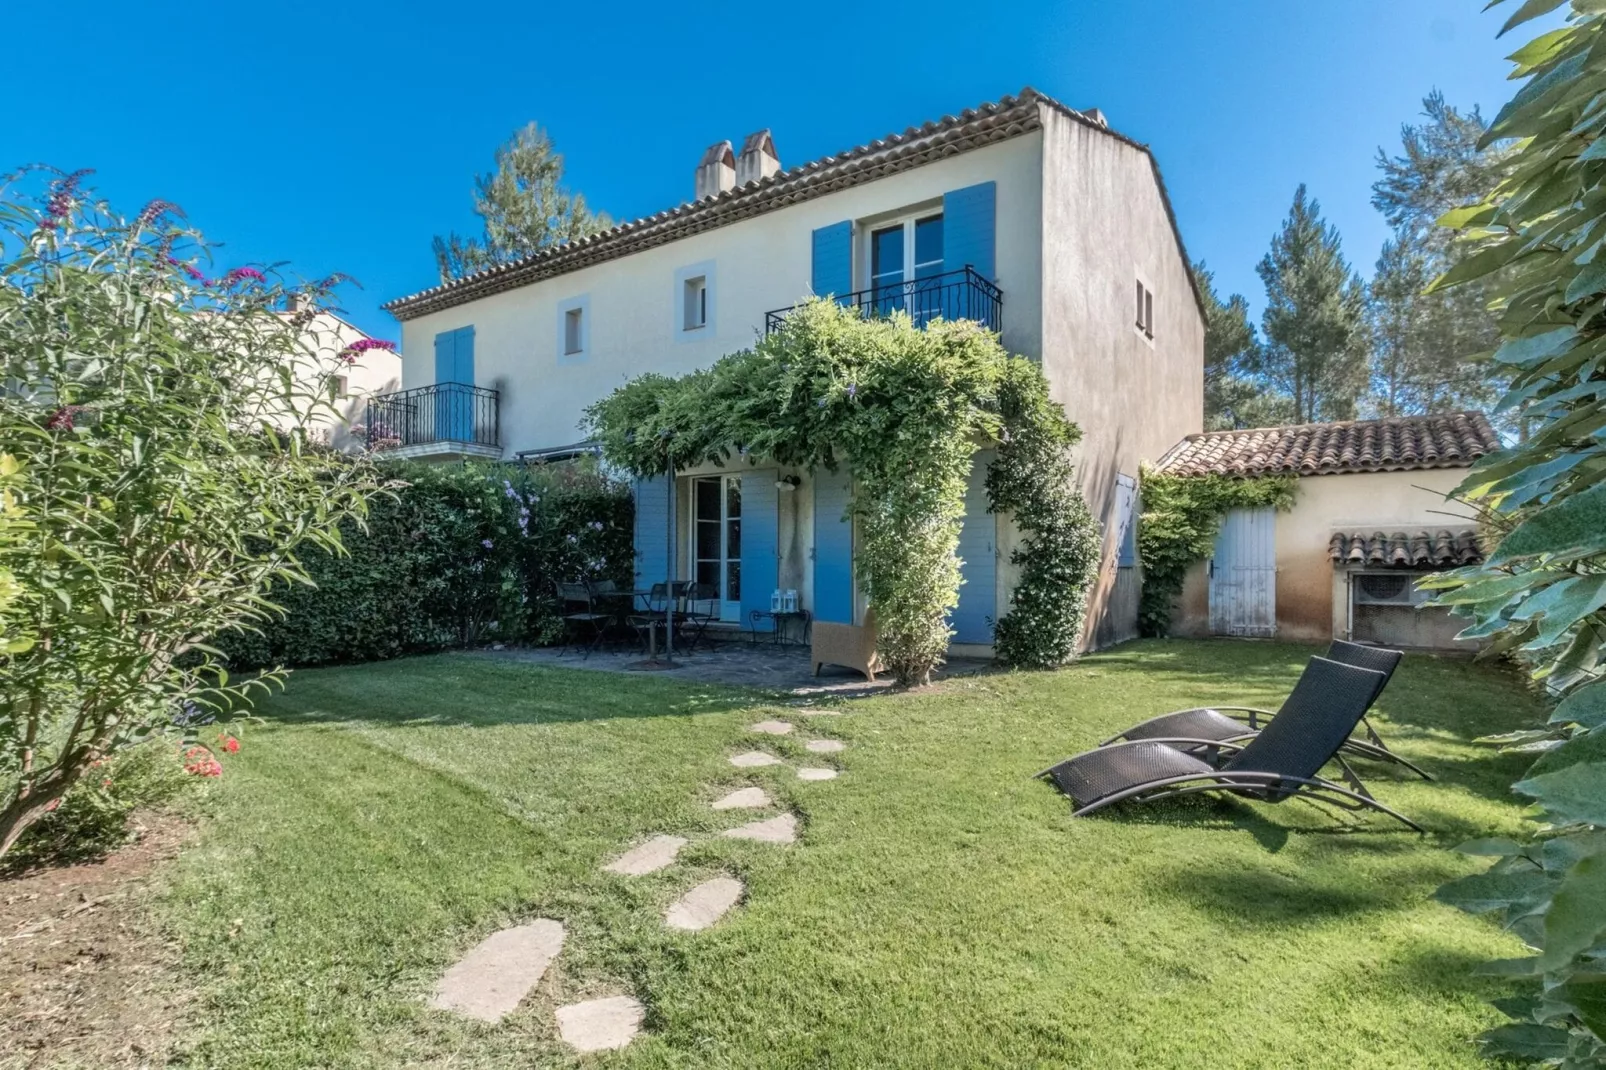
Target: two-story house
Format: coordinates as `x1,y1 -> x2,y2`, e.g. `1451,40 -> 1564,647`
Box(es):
378,89 -> 1204,652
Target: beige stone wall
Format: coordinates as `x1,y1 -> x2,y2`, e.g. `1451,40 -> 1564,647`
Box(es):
1037,107 -> 1205,648
1173,467 -> 1478,643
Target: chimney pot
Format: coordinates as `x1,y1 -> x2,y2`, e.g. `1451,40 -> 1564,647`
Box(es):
735,129 -> 781,187
1082,108 -> 1109,129
695,140 -> 736,201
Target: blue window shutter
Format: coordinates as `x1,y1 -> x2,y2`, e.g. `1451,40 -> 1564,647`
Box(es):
1113,475 -> 1137,568
949,450 -> 997,643
812,466 -> 854,624
454,326 -> 475,384
433,330 -> 454,384
941,182 -> 996,282
739,471 -> 779,631
633,475 -> 672,590
811,221 -> 853,299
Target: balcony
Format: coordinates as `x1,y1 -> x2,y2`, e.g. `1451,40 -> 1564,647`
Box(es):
365,382 -> 501,460
764,266 -> 1002,335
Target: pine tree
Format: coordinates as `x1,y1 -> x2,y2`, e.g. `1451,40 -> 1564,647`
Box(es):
1252,186 -> 1369,423
1193,262 -> 1292,429
432,124 -> 611,283
1366,94 -> 1508,418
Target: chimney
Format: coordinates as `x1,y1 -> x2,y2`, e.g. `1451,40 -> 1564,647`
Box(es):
695,140 -> 736,200
735,130 -> 781,187
285,293 -> 306,314
1082,108 -> 1109,129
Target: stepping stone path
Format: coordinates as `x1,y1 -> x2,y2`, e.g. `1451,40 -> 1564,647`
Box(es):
805,739 -> 846,754
711,786 -> 771,810
749,719 -> 795,735
603,835 -> 687,876
665,876 -> 745,931
428,919 -> 566,1023
722,813 -> 798,844
797,708 -> 842,717
729,750 -> 784,768
796,767 -> 838,781
556,995 -> 645,1053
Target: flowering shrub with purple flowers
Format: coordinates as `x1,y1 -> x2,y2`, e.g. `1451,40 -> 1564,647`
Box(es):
0,167 -> 383,859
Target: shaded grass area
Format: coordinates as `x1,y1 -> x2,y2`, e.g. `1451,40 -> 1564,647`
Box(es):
162,640 -> 1537,1068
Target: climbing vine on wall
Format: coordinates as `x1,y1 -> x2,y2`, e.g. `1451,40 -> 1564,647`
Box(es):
585,298 -> 1101,685
1136,468 -> 1297,637
988,361 -> 1103,668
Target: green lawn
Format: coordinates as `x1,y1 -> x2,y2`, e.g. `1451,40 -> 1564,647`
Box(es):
160,640 -> 1538,1068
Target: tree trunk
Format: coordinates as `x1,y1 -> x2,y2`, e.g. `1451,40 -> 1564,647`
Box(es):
0,771 -> 78,860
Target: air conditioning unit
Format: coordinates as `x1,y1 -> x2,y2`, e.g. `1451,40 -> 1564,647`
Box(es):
1351,573 -> 1432,607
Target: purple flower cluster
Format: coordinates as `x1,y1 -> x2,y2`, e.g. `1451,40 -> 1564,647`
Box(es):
165,255 -> 208,284
138,199 -> 178,226
338,337 -> 396,365
481,538 -> 494,549
846,382 -> 858,398
220,266 -> 266,287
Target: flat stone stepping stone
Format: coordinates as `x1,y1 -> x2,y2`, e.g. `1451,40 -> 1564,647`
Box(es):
711,786 -> 772,810
556,995 -> 644,1052
602,835 -> 687,876
427,919 -> 565,1023
729,750 -> 784,768
805,739 -> 846,754
749,719 -> 795,735
798,708 -> 842,716
796,767 -> 838,781
665,876 -> 745,931
721,813 -> 798,844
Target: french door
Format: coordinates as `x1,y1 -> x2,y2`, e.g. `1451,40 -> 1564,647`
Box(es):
693,475 -> 742,621
870,213 -> 944,323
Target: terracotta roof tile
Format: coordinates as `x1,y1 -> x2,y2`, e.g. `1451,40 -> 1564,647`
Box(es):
383,88 -> 1202,322
1328,529 -> 1484,568
1156,412 -> 1501,478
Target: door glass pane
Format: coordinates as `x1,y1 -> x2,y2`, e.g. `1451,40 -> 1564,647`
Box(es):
696,560 -> 720,589
724,477 -> 741,518
695,478 -> 719,521
726,518 -> 741,560
726,560 -> 741,602
871,225 -> 904,285
696,520 -> 720,561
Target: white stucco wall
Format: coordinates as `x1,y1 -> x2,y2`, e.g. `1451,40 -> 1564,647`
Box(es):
397,135 -> 1045,456
1036,108 -> 1206,648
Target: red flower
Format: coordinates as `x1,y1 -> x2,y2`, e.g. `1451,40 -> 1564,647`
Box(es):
44,405 -> 86,430
222,736 -> 240,754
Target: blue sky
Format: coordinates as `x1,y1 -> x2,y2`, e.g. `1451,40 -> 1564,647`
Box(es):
4,0 -> 1546,342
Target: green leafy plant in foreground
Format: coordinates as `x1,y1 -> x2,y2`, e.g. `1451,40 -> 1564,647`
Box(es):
1420,3 -> 1606,1064
0,168 -> 383,859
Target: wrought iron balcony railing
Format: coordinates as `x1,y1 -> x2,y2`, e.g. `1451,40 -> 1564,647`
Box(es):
365,382 -> 499,452
764,266 -> 1002,335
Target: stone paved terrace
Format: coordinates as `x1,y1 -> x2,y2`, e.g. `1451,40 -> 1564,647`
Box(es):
477,637 -> 992,696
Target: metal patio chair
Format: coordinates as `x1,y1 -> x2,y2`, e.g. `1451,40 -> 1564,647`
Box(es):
556,581 -> 610,658
1099,640 -> 1431,780
1035,656 -> 1424,832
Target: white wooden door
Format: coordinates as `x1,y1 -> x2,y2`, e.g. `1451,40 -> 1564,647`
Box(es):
1209,507 -> 1276,637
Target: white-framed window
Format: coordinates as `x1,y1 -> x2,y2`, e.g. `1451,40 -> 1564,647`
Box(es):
691,474 -> 742,621
861,208 -> 944,324
684,276 -> 707,330
673,260 -> 716,341
332,374 -> 349,399
556,294 -> 590,364
1134,276 -> 1155,341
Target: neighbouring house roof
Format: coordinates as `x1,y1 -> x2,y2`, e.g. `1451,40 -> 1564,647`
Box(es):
383,88 -> 1202,321
1329,529 -> 1484,569
1155,412 -> 1502,479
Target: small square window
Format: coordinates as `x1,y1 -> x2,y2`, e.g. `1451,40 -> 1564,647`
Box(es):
564,307 -> 584,355
683,276 -> 707,330
332,374 -> 349,399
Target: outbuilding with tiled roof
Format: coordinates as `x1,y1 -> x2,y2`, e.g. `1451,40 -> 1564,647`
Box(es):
1157,412 -> 1496,651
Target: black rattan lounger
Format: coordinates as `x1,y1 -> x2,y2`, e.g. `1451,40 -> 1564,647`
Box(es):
1036,656 -> 1425,832
1101,640 -> 1431,780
